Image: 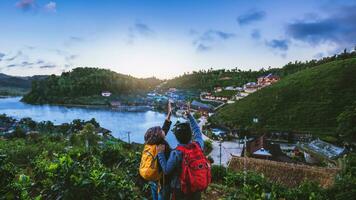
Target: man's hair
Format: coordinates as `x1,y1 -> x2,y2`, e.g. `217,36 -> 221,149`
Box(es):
144,126 -> 164,145
173,122 -> 192,144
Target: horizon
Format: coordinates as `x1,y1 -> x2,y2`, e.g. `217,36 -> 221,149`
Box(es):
0,0 -> 355,79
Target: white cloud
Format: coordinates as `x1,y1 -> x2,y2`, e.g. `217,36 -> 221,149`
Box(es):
44,1 -> 56,13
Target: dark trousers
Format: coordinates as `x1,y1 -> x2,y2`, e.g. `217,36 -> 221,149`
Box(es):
174,189 -> 201,200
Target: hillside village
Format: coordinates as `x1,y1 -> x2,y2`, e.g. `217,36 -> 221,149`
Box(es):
136,71 -> 349,172
202,73 -> 280,103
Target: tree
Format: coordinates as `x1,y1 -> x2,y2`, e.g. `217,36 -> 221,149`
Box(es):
78,123 -> 100,150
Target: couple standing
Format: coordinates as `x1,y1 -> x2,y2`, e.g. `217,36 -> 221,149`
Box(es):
139,101 -> 211,200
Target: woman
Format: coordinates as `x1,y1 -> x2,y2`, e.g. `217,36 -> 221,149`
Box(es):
143,101 -> 173,200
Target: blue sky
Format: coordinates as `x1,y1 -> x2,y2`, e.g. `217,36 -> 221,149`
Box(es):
0,0 -> 355,78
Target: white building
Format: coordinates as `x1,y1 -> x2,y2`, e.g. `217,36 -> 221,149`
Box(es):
101,91 -> 112,97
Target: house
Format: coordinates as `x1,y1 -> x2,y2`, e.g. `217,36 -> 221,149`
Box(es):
297,139 -> 346,165
224,86 -> 236,91
101,91 -> 112,97
95,127 -> 112,137
235,87 -> 244,91
191,100 -> 214,114
243,82 -> 259,93
214,87 -> 223,93
168,88 -> 177,92
110,101 -> 121,107
147,92 -> 157,97
237,92 -> 249,97
257,73 -> 280,87
203,93 -> 229,102
242,135 -> 294,162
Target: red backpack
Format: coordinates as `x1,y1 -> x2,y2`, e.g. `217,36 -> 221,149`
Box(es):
176,142 -> 211,194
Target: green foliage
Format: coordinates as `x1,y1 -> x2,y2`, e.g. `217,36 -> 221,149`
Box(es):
164,49 -> 356,91
78,123 -> 100,150
0,136 -> 143,199
164,68 -> 264,91
204,139 -> 213,155
212,58 -> 356,136
193,112 -> 202,120
1,115 -> 355,199
211,165 -> 228,183
22,67 -> 161,104
101,144 -> 126,168
328,153 -> 356,200
0,73 -> 46,96
223,171 -> 328,200
337,101 -> 356,141
33,152 -> 138,199
0,86 -> 30,96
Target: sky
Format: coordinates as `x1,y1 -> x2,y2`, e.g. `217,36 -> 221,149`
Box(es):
0,0 -> 355,79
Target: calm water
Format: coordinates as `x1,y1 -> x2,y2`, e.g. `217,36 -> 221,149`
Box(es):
0,97 -> 180,147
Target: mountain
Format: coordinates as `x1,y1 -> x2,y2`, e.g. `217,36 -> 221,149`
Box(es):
211,58 -> 356,139
0,73 -> 41,89
0,73 -> 47,96
22,67 -> 161,104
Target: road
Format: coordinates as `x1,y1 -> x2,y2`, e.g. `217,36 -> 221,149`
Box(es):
198,117 -> 243,166
199,93 -> 226,111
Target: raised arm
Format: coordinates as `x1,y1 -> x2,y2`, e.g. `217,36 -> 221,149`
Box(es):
161,100 -> 173,135
162,120 -> 172,136
187,113 -> 204,149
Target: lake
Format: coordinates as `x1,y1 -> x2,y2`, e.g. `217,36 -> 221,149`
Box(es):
0,97 -> 180,147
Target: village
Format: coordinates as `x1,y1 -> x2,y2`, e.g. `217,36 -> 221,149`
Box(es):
136,73 -> 348,170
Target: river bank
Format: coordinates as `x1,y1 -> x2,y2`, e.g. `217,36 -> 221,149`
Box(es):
0,96 -> 181,146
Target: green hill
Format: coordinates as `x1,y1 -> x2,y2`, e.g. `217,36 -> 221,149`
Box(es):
211,58 -> 356,138
163,49 -> 356,91
0,73 -> 47,96
22,67 -> 161,104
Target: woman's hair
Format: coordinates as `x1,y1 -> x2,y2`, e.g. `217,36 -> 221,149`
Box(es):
144,126 -> 164,145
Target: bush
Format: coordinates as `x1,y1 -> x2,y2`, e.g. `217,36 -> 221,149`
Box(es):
204,139 -> 213,155
327,153 -> 356,200
101,144 -> 125,168
211,165 -> 228,183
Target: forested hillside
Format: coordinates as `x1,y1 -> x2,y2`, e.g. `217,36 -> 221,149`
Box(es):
0,73 -> 47,96
211,58 -> 356,140
22,68 -> 161,104
163,49 -> 356,91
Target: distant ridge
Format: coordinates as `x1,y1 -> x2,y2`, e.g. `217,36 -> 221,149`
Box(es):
0,73 -> 47,89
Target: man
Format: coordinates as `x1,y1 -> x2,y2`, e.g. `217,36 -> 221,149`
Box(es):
157,107 -> 207,200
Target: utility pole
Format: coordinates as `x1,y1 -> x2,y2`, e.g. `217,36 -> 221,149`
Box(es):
219,138 -> 223,180
127,131 -> 131,144
243,136 -> 247,186
219,141 -> 222,166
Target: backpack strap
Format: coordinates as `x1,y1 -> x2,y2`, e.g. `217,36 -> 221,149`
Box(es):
176,142 -> 198,152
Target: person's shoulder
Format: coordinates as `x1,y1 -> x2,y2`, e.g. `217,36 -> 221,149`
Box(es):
171,148 -> 183,156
